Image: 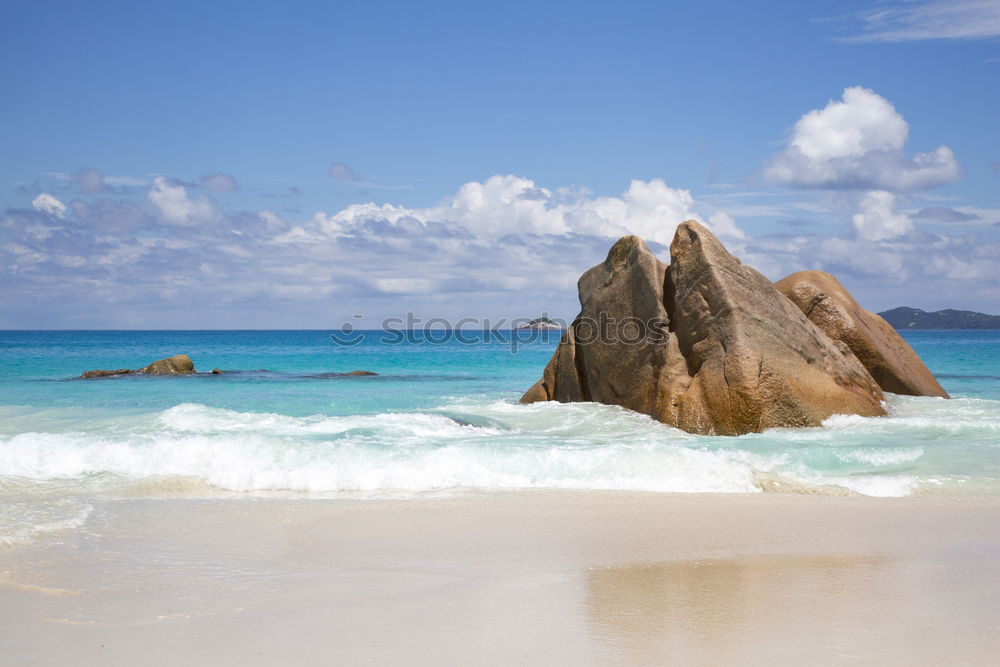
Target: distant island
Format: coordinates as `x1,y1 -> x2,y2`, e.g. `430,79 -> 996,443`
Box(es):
879,307 -> 1000,330
515,316 -> 564,330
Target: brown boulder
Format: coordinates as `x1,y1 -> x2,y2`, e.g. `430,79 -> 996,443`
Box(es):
523,235 -> 672,413
521,221 -> 887,435
775,271 -> 948,398
80,368 -> 132,379
81,354 -> 196,379
140,354 -> 195,375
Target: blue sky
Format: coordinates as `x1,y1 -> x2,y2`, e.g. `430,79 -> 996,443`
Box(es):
2,0 -> 999,328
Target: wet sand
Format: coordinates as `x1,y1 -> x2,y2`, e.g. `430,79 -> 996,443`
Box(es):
2,491 -> 999,665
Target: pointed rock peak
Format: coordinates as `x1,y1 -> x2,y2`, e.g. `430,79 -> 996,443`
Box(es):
674,218 -> 710,238
603,235 -> 651,272
670,219 -> 732,264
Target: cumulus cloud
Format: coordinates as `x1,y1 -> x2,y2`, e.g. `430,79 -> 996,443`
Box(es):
764,87 -> 960,192
31,193 -> 66,218
325,174 -> 743,244
2,173 -> 748,326
147,176 -> 218,226
851,191 -> 913,241
200,172 -> 240,192
839,1 -> 1000,43
4,170 -> 998,327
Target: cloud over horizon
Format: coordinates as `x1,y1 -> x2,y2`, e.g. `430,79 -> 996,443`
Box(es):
2,85 -> 997,328
3,162 -> 998,329
321,175 -> 744,245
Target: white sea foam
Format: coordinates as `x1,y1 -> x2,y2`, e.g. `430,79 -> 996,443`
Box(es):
1,394 -> 999,501
0,491 -> 93,548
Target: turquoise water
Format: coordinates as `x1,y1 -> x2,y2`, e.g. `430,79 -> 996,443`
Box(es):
1,328 -> 999,544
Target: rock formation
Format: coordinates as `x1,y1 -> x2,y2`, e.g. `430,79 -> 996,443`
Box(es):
522,220 -> 889,435
775,271 -> 948,398
79,368 -> 132,379
139,354 -> 195,375
80,354 -> 196,378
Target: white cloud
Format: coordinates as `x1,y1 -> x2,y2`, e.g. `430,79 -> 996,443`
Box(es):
791,87 -> 907,160
325,174 -> 742,244
7,169 -> 999,327
764,87 -> 959,191
31,193 -> 66,219
851,190 -> 913,241
147,176 -> 218,226
840,1 -> 1000,43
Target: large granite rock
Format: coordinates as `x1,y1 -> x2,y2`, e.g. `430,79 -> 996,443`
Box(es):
522,235 -> 672,413
775,271 -> 949,398
522,221 -> 887,435
80,354 -> 196,378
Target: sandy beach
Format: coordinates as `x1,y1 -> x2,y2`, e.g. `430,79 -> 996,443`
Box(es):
2,491 -> 999,665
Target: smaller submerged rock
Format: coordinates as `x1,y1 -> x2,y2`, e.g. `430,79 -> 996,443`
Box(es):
80,368 -> 132,379
211,368 -> 223,375
347,370 -> 378,376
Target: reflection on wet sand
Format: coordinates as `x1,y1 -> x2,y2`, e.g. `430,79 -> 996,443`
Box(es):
586,554 -> 995,664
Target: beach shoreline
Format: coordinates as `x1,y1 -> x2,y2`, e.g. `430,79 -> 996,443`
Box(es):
2,490 -> 999,665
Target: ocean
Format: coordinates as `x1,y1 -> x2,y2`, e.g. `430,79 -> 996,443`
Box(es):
1,329 -> 999,546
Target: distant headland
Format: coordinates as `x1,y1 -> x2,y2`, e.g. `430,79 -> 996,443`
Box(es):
880,307 -> 1000,330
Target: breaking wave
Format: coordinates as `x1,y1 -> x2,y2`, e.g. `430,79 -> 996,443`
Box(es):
3,393 -> 998,505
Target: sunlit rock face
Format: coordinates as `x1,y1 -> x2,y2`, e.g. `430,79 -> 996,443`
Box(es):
522,220 -> 887,436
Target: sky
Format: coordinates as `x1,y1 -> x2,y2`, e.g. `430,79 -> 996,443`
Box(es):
2,0 -> 999,329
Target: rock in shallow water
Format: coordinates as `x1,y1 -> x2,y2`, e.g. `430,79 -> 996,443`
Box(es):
521,220 -> 888,436
79,368 -> 132,379
139,354 -> 195,375
774,271 -> 949,399
80,354 -> 195,378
